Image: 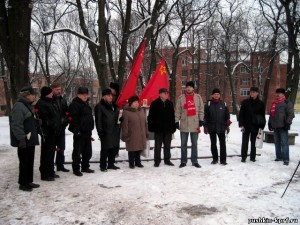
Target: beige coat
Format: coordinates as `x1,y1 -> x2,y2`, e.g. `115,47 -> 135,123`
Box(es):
121,106 -> 148,151
175,93 -> 204,132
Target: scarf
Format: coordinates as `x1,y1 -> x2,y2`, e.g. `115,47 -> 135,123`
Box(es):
184,94 -> 196,116
211,98 -> 221,103
270,96 -> 286,118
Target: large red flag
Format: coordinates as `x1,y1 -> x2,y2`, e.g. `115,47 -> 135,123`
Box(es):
116,40 -> 146,108
139,58 -> 169,107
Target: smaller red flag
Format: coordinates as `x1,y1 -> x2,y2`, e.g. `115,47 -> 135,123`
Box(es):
139,58 -> 169,107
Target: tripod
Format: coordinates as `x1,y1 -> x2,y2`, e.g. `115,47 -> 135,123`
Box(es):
281,161 -> 300,198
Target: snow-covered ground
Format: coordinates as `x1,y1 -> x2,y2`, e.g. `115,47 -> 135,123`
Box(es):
0,115 -> 299,225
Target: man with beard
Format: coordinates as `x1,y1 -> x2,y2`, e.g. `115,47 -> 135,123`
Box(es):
95,89 -> 120,172
51,82 -> 69,172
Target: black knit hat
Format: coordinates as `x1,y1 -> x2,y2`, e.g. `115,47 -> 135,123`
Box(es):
211,88 -> 221,95
102,88 -> 112,96
250,87 -> 259,92
20,86 -> 36,96
40,86 -> 52,97
77,86 -> 89,94
159,88 -> 168,94
276,88 -> 286,94
128,95 -> 139,106
186,81 -> 195,88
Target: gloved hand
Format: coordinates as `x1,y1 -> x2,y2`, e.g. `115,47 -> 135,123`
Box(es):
199,121 -> 204,127
268,123 -> 273,131
283,124 -> 291,130
19,138 -> 26,148
226,127 -> 230,134
175,122 -> 180,130
204,126 -> 208,134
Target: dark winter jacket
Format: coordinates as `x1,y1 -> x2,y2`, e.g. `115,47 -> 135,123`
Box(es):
204,99 -> 230,133
35,96 -> 62,136
147,98 -> 176,134
10,96 -> 39,147
53,95 -> 69,128
238,97 -> 266,132
95,99 -> 119,149
121,106 -> 148,151
68,97 -> 94,136
268,100 -> 294,129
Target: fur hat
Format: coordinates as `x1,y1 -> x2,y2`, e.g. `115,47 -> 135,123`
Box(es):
250,87 -> 259,92
109,82 -> 120,92
102,88 -> 112,96
77,87 -> 89,94
275,88 -> 285,94
186,81 -> 195,88
20,86 -> 36,97
40,86 -> 52,97
128,95 -> 139,106
159,88 -> 169,94
211,88 -> 221,95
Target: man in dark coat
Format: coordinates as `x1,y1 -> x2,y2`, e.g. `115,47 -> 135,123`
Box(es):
10,86 -> 40,191
148,88 -> 176,167
35,86 -> 61,181
239,87 -> 266,163
51,82 -> 70,172
268,88 -> 294,165
95,88 -> 120,171
204,88 -> 231,165
68,87 -> 95,176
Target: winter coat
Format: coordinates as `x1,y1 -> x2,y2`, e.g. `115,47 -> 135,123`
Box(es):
121,106 -> 148,151
10,96 -> 39,147
35,96 -> 61,136
175,93 -> 204,132
239,97 -> 266,132
268,100 -> 294,129
204,100 -> 230,133
147,98 -> 176,134
95,99 -> 119,149
53,95 -> 69,128
68,97 -> 94,136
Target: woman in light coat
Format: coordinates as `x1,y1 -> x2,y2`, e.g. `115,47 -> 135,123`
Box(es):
121,95 -> 148,168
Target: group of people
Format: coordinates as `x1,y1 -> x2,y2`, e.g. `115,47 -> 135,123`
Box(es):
10,81 -> 295,192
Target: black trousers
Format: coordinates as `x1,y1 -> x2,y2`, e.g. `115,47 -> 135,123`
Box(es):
18,146 -> 35,185
154,132 -> 172,164
55,130 -> 66,169
128,151 -> 141,166
241,130 -> 258,161
40,135 -> 56,179
209,132 -> 226,163
100,147 -> 116,169
72,134 -> 92,172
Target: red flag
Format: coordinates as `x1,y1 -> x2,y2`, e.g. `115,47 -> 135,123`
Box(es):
139,58 -> 169,107
116,40 -> 146,108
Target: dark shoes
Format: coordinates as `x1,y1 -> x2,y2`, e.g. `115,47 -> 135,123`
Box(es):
100,168 -> 108,172
241,159 -> 246,163
211,160 -> 218,164
179,163 -> 186,168
57,167 -> 70,172
107,165 -> 120,170
220,162 -> 227,165
52,174 -> 60,178
81,168 -> 95,173
19,184 -> 32,192
275,158 -> 283,161
165,161 -> 174,166
283,161 -> 289,166
193,163 -> 201,168
73,171 -> 83,176
41,177 -> 55,181
129,165 -> 135,169
28,183 -> 40,188
250,159 -> 256,162
135,163 -> 144,168
154,163 -> 160,167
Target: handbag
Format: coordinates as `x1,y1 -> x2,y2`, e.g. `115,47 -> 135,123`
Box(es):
255,128 -> 263,149
252,114 -> 266,126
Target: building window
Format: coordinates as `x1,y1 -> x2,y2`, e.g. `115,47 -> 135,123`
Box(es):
0,105 -> 6,111
182,69 -> 188,76
240,88 -> 250,96
190,69 -> 199,75
240,78 -> 250,85
240,66 -> 250,74
182,59 -> 187,65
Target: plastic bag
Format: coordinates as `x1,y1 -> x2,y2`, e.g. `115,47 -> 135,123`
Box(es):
141,140 -> 150,158
255,128 -> 263,149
